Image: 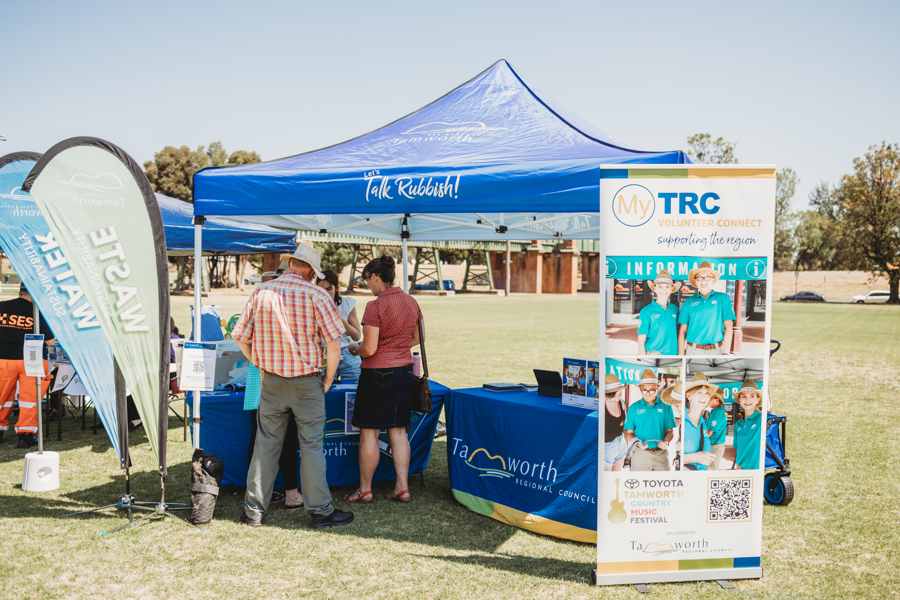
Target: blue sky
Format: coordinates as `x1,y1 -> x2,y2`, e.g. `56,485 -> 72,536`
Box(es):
3,1 -> 898,208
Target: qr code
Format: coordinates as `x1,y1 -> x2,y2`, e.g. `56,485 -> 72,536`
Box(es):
29,350 -> 37,362
191,362 -> 204,373
708,478 -> 752,522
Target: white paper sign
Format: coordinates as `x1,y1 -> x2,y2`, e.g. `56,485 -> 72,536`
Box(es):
178,342 -> 217,391
23,334 -> 45,377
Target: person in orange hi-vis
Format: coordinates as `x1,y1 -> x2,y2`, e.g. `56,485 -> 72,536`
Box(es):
0,285 -> 54,448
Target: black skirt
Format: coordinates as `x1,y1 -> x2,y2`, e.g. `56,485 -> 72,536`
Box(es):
352,365 -> 414,429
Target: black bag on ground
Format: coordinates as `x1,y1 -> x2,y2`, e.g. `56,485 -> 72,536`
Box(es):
190,448 -> 224,525
411,315 -> 432,413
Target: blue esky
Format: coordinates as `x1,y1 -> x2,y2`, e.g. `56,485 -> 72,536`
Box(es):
3,1 -> 898,209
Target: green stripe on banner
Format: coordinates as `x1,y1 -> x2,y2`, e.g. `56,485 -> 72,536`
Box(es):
628,169 -> 689,179
678,558 -> 734,571
452,489 -> 495,517
607,256 -> 767,281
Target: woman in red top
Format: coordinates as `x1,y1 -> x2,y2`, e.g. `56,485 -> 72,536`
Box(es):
344,255 -> 421,504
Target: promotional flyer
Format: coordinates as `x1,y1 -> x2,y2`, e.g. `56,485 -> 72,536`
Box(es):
597,165 -> 775,585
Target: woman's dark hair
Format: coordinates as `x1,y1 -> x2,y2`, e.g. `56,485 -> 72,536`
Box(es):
320,269 -> 342,306
363,254 -> 396,285
170,316 -> 180,337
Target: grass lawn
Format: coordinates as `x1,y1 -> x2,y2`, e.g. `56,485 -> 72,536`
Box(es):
0,295 -> 898,599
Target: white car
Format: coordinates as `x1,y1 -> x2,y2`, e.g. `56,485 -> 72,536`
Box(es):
243,274 -> 262,285
852,290 -> 890,304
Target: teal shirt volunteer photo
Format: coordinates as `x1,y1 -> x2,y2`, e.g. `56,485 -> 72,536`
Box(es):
638,302 -> 679,355
678,290 -> 736,345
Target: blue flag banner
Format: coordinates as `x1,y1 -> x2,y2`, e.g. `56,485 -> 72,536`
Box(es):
0,152 -> 120,460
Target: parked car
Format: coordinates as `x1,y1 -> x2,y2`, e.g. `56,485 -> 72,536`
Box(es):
780,291 -> 825,302
851,290 -> 891,304
243,274 -> 262,285
414,279 -> 456,291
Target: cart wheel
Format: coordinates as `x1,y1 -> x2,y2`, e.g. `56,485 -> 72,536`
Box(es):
764,473 -> 794,506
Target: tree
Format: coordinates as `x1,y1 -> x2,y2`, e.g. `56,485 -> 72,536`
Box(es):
686,134 -> 738,164
793,210 -> 836,270
315,242 -> 357,279
144,142 -> 261,290
834,142 -> 900,303
774,168 -> 799,270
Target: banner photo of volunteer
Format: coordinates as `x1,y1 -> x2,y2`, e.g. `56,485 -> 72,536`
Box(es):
22,138 -> 170,476
0,152 -> 123,461
597,165 -> 775,586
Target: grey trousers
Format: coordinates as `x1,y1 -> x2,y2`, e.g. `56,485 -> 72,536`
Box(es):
244,373 -> 334,520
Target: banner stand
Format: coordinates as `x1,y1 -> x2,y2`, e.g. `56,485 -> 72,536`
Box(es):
60,361 -> 197,533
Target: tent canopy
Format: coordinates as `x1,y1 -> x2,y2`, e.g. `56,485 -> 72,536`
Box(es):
158,193 -> 296,256
193,60 -> 688,242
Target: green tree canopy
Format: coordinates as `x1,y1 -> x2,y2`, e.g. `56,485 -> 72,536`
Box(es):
833,142 -> 900,303
774,168 -> 798,270
143,141 -> 261,203
686,133 -> 738,164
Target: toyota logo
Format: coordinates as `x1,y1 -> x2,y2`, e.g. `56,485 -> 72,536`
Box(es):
625,479 -> 639,489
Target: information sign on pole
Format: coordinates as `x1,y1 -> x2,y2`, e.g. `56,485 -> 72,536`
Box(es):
23,335 -> 45,378
178,342 -> 217,392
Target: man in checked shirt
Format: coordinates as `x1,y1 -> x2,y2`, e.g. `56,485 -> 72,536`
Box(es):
233,245 -> 354,529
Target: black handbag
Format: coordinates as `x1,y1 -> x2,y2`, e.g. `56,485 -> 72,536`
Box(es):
410,315 -> 432,413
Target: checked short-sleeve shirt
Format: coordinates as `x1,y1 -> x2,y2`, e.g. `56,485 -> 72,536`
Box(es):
231,272 -> 344,378
360,286 -> 420,369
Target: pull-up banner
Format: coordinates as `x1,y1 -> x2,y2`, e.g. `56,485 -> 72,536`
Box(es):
0,152 -> 121,461
598,165 -> 775,586
23,138 -> 170,475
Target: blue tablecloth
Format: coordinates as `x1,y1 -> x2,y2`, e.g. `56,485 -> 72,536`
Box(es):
446,388 -> 598,543
187,382 -> 449,489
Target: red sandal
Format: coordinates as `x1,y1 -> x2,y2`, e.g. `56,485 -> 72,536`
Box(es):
385,489 -> 410,503
343,490 -> 373,503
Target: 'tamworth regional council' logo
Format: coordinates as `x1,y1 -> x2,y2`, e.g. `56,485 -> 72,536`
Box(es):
611,184 -> 655,227
465,448 -> 514,479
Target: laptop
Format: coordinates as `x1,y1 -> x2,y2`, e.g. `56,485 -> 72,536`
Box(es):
483,382 -> 524,392
533,369 -> 563,398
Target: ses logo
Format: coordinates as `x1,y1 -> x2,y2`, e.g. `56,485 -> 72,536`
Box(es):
611,184 -> 721,227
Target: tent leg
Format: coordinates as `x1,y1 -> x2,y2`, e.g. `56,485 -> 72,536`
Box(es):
505,241 -> 511,297
402,239 -> 409,293
192,223 -> 203,450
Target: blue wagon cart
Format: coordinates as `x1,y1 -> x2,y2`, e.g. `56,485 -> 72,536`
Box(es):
763,340 -> 794,505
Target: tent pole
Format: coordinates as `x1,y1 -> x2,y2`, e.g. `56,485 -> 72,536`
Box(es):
505,241 -> 511,297
192,220 -> 204,450
402,239 -> 409,293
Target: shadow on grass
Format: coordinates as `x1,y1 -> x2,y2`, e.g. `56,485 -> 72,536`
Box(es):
0,412 -> 188,466
413,551 -> 591,581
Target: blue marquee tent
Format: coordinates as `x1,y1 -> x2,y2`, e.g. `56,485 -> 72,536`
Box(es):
157,193 -> 296,255
192,60 -> 689,242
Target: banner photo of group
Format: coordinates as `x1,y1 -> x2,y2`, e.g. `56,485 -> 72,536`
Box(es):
603,357 -> 681,473
605,255 -> 767,357
597,165 -> 775,586
681,358 -> 767,473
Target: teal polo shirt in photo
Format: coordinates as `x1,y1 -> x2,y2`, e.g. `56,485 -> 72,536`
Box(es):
677,290 -> 737,345
624,399 -> 676,449
733,410 -> 763,470
707,405 -> 728,445
683,414 -> 711,470
638,302 -> 679,355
